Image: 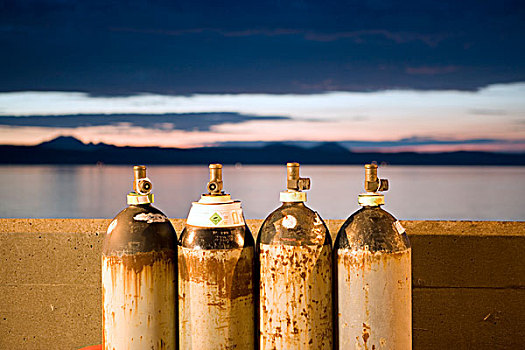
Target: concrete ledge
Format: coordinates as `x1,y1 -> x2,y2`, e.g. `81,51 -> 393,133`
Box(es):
1,219 -> 524,349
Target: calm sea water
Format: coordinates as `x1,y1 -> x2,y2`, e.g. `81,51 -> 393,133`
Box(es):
0,165 -> 523,221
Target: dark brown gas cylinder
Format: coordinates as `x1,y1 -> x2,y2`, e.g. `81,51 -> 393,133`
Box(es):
178,164 -> 255,349
258,162 -> 332,349
334,164 -> 411,350
102,165 -> 177,350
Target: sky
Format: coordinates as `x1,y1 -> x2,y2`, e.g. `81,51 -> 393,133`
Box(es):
0,0 -> 524,152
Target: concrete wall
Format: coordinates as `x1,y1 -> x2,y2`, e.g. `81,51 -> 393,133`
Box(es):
1,219 -> 524,349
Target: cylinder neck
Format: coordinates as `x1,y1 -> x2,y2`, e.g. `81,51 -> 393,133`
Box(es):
358,193 -> 384,206
280,201 -> 306,208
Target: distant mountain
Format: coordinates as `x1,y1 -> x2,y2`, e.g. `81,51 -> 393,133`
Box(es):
38,136 -> 91,150
0,136 -> 523,166
215,139 -> 525,152
310,142 -> 350,153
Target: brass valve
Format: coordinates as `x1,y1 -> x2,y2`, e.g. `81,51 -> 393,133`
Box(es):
207,164 -> 224,195
364,163 -> 388,193
286,162 -> 310,191
133,165 -> 152,195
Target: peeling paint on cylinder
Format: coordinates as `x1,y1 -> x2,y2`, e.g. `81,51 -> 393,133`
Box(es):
178,246 -> 254,350
102,251 -> 176,350
259,243 -> 332,349
336,248 -> 412,350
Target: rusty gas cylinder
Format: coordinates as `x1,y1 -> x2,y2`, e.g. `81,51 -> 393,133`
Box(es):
102,165 -> 177,350
334,164 -> 411,350
258,162 -> 332,349
178,164 -> 255,349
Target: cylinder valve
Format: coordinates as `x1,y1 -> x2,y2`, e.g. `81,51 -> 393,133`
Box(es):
128,165 -> 154,205
133,165 -> 153,195
364,163 -> 388,193
358,163 -> 388,206
280,162 -> 310,202
207,163 -> 224,195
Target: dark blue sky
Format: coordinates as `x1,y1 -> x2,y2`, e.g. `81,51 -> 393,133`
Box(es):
1,0 -> 524,95
0,112 -> 288,129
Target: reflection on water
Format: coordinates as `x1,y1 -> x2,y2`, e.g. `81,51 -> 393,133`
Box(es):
0,165 -> 523,220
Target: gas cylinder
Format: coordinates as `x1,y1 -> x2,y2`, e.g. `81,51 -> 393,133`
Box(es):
178,164 -> 255,349
334,164 -> 412,349
258,162 -> 332,349
102,165 -> 177,350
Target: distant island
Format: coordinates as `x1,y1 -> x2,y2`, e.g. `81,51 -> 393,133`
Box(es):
0,136 -> 524,165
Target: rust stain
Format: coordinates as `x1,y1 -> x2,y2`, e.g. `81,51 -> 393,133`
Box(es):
178,246 -> 253,299
102,250 -> 176,350
338,248 -> 410,272
260,243 -> 332,349
104,250 -> 174,274
362,323 -> 370,349
336,248 -> 411,350
102,281 -> 106,347
178,246 -> 254,349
